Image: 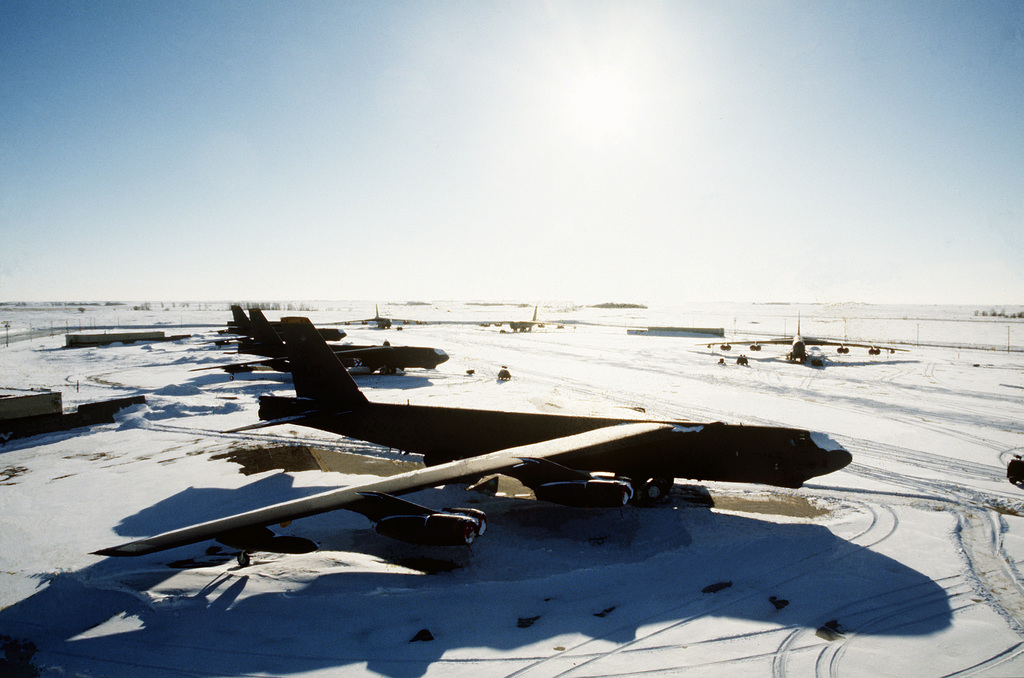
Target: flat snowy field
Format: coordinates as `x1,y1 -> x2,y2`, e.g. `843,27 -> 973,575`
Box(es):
1,301 -> 1022,677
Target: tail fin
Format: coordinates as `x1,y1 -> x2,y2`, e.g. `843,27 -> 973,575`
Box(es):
280,318 -> 368,409
231,305 -> 253,335
249,308 -> 284,348
532,305 -> 538,322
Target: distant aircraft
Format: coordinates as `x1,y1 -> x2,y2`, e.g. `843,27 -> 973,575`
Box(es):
97,319 -> 851,564
337,304 -> 426,330
509,305 -> 541,332
710,316 -> 906,366
203,310 -> 448,375
479,305 -> 544,332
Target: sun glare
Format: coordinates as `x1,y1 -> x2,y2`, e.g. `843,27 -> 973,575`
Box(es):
563,71 -> 636,144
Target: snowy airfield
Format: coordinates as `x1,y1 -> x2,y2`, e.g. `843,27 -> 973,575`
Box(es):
1,301 -> 1023,677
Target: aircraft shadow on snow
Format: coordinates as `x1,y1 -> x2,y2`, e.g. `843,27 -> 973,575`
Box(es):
1,480 -> 955,678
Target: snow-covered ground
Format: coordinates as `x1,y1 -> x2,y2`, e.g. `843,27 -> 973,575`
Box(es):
1,301 -> 1022,677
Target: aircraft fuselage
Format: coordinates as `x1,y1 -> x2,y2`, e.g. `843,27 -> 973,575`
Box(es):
259,398 -> 850,489
787,336 -> 808,363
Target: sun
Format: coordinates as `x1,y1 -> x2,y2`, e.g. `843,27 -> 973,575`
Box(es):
563,71 -> 636,144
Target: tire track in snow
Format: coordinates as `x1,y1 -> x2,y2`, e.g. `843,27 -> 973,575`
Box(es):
505,493 -> 900,678
954,507 -> 1024,635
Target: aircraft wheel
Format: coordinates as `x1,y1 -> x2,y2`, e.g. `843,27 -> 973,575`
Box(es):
637,477 -> 672,504
237,551 -> 251,568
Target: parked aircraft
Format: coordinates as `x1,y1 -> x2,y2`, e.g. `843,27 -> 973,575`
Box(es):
336,304 -> 428,330
95,319 -> 850,564
710,316 -> 906,366
508,305 -> 541,332
226,310 -> 447,374
219,306 -> 346,345
476,305 -> 547,332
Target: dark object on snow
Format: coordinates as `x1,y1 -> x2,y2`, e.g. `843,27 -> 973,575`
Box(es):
0,634 -> 39,677
410,629 -> 434,642
737,355 -> 749,366
769,596 -> 789,610
399,557 -> 460,574
1008,456 -> 1024,485
517,616 -> 540,628
0,392 -> 145,444
466,369 -> 475,376
497,367 -> 512,381
702,581 -> 732,594
816,620 -> 845,641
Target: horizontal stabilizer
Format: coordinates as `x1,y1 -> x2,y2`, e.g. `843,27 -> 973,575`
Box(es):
225,412 -> 329,433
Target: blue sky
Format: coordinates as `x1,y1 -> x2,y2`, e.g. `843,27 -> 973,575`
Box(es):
2,1 -> 1022,304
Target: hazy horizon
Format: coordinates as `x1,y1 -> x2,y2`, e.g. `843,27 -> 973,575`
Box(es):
3,1 -> 1022,305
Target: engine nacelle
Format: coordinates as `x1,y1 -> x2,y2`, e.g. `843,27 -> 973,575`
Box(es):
374,512 -> 482,546
444,507 -> 487,536
534,479 -> 633,508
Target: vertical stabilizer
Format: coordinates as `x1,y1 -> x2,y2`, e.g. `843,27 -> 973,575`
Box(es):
249,309 -> 284,347
231,305 -> 253,335
280,318 -> 368,409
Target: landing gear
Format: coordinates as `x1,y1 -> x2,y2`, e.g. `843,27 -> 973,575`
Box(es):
237,551 -> 251,567
636,477 -> 672,504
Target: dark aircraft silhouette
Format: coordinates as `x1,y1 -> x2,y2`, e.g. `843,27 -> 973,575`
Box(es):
95,319 -> 851,563
219,306 -> 346,345
201,310 -> 448,375
711,316 -> 906,366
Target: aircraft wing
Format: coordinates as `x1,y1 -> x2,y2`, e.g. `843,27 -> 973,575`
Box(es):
801,338 -> 907,351
712,336 -> 906,352
707,337 -> 793,347
94,422 -> 672,557
189,358 -> 276,372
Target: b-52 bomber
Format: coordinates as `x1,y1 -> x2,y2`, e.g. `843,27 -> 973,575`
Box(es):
199,309 -> 448,375
217,305 -> 346,345
711,317 -> 906,366
96,319 -> 851,564
336,304 -> 427,330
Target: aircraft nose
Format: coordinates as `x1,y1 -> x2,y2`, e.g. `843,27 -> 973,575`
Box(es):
825,446 -> 852,473
434,349 -> 449,364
